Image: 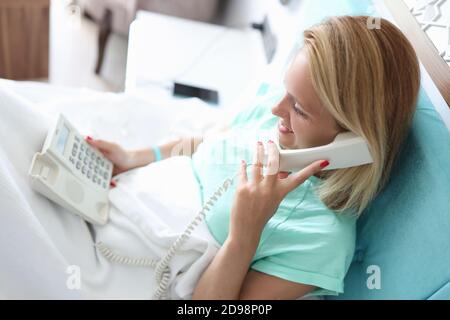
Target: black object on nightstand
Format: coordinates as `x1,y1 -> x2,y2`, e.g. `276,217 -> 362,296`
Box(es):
251,15 -> 278,64
173,82 -> 220,105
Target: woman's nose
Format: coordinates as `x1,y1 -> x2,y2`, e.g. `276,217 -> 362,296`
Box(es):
272,97 -> 289,118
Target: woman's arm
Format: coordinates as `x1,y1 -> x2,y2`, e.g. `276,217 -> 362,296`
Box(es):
86,120 -> 229,175
192,141 -> 329,300
86,136 -> 202,175
192,231 -> 260,300
192,232 -> 317,300
129,136 -> 204,167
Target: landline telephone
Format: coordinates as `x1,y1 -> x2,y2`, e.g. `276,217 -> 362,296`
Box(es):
29,114 -> 113,225
95,131 -> 373,299
269,131 -> 373,171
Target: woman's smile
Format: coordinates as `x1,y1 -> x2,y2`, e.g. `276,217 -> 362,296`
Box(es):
278,121 -> 294,135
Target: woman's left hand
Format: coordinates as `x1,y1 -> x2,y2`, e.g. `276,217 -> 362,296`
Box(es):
229,140 -> 330,243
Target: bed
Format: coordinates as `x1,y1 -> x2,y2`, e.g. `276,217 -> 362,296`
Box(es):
0,78 -> 232,299
0,0 -> 449,299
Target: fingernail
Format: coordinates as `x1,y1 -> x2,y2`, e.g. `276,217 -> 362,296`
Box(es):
268,140 -> 274,144
320,160 -> 330,168
110,180 -> 117,187
86,136 -> 93,141
241,160 -> 246,165
257,141 -> 263,145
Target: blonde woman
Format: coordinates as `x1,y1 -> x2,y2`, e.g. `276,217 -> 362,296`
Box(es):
87,16 -> 420,299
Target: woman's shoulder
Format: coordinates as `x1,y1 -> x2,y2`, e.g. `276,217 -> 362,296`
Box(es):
304,177 -> 357,228
276,177 -> 357,244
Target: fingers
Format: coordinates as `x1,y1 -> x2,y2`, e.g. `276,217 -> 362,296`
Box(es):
282,160 -> 330,194
110,179 -> 117,189
251,142 -> 264,182
265,140 -> 280,181
248,141 -> 280,184
85,136 -> 101,149
278,172 -> 290,179
239,160 -> 248,184
85,136 -> 113,153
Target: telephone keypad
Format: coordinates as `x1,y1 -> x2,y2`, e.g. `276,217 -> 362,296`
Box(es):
68,137 -> 111,190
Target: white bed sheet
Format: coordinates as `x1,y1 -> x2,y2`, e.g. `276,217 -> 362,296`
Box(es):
0,82 -> 227,299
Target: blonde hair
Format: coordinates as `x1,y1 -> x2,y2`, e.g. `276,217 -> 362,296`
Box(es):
303,16 -> 420,216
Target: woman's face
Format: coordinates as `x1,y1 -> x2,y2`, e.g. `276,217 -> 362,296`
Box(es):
272,50 -> 343,150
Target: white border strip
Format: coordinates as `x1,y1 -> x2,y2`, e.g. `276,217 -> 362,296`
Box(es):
374,0 -> 450,132
419,63 -> 450,131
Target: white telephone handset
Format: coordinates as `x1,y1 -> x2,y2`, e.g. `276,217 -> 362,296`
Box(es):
96,131 -> 373,299
28,114 -> 113,225
268,131 -> 374,172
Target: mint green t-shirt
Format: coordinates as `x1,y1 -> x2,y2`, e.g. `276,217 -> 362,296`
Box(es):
191,89 -> 357,296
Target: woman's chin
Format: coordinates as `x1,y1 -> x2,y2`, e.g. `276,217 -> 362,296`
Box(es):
278,135 -> 296,150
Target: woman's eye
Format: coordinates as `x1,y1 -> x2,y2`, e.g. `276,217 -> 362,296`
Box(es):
293,103 -> 307,118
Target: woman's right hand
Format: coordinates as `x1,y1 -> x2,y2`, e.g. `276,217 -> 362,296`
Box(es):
85,136 -> 135,176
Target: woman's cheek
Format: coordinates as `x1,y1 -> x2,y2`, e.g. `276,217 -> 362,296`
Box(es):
293,123 -> 316,149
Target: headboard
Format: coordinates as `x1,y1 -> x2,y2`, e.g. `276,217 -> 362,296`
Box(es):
384,0 -> 450,108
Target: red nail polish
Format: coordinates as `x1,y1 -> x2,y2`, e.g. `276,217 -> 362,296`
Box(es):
110,180 -> 117,187
257,141 -> 263,145
320,160 -> 330,168
268,140 -> 274,144
86,136 -> 93,141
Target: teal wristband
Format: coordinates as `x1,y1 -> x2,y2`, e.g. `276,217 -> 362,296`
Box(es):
152,146 -> 162,162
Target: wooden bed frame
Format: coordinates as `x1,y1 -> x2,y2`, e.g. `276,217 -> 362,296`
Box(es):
384,0 -> 450,108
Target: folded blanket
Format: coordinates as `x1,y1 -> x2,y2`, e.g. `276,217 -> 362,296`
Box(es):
95,157 -> 221,299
